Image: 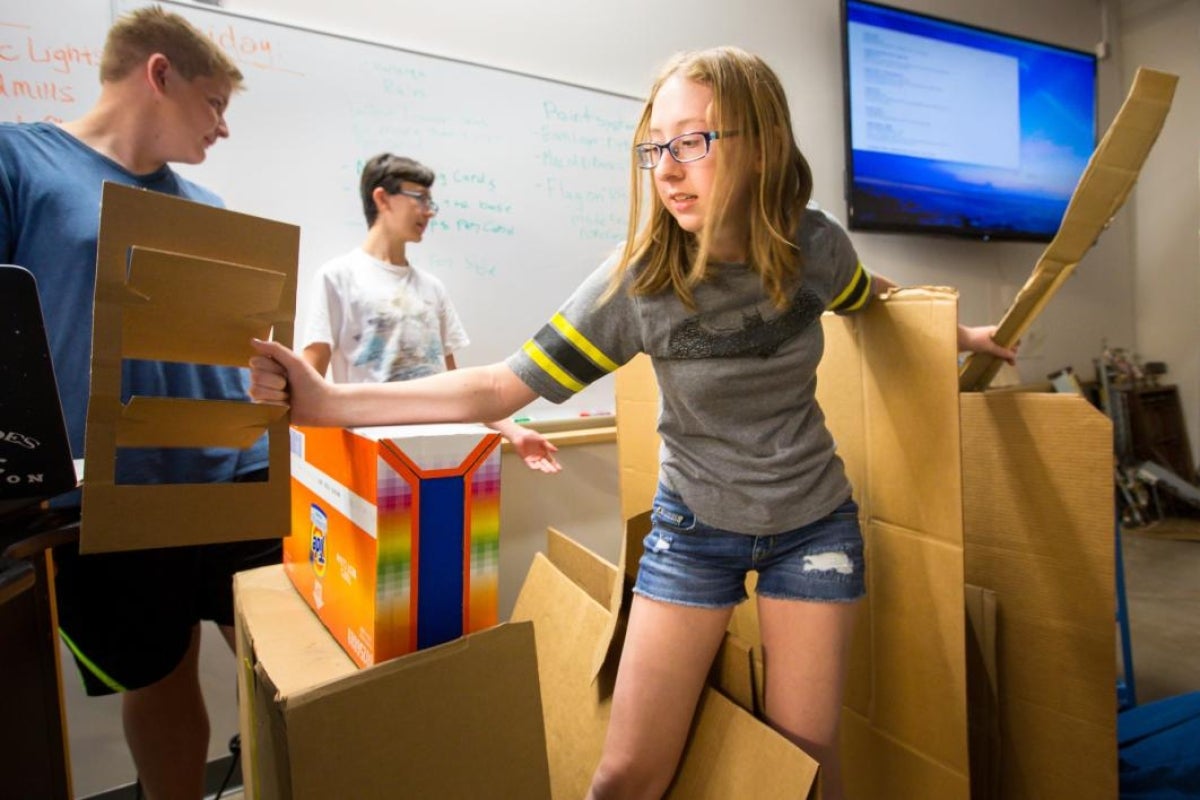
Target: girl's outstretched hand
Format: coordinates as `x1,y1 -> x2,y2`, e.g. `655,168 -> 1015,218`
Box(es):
249,338 -> 337,425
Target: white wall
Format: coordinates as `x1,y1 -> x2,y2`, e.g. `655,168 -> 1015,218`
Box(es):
1119,0 -> 1200,469
226,0 -> 1131,384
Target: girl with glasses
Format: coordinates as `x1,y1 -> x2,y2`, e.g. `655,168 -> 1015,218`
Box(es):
250,47 -> 1014,799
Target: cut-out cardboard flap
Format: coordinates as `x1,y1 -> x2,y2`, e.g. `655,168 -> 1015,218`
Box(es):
122,246 -> 288,366
117,397 -> 288,449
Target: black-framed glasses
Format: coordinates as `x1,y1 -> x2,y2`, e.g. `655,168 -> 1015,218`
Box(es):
394,188 -> 439,214
634,130 -> 737,169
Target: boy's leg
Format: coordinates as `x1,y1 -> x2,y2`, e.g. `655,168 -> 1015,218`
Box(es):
121,624 -> 208,800
55,543 -> 207,799
586,594 -> 734,800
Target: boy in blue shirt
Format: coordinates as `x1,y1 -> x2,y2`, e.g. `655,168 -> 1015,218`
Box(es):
0,8 -> 278,797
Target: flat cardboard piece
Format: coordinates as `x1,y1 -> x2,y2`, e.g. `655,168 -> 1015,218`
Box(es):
82,182 -> 298,552
961,393 -> 1116,799
959,67 -> 1178,390
515,530 -> 820,800
615,353 -> 660,520
234,565 -> 552,800
824,291 -> 972,798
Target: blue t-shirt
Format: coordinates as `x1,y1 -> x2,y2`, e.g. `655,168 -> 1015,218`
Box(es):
0,122 -> 268,489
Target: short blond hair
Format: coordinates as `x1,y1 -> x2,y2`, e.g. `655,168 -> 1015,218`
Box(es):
100,5 -> 243,87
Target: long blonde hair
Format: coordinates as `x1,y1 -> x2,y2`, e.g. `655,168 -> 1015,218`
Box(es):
610,47 -> 812,310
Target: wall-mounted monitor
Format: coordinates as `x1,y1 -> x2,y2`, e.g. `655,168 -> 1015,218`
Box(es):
841,0 -> 1097,242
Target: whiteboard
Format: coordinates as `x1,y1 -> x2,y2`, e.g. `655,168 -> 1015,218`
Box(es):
0,0 -> 643,419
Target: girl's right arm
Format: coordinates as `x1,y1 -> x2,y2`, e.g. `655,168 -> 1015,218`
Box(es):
249,338 -> 539,428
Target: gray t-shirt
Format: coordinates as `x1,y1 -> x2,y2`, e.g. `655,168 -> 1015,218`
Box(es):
507,209 -> 873,535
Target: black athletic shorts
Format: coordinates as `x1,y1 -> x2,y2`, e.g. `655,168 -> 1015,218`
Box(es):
54,470 -> 282,696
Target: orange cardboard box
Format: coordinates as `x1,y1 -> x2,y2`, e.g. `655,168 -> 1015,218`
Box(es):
285,423 -> 502,667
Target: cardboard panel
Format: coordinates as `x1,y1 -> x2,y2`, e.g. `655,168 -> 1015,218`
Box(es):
546,527 -> 618,608
670,688 -> 819,800
514,543 -> 820,800
822,290 -> 971,797
864,519 -> 968,768
512,553 -> 615,799
83,182 -> 299,552
235,565 -> 551,800
816,314 -> 867,498
116,397 -> 286,449
856,291 -> 964,543
841,710 -> 970,799
998,698 -> 1118,800
961,393 -> 1116,799
284,625 -> 549,799
614,354 -> 660,520
122,246 -> 287,365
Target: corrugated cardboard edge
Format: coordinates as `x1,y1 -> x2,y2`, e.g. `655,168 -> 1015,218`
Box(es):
959,67 -> 1179,391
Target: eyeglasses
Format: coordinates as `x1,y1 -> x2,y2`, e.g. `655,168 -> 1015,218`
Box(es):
634,130 -> 737,169
394,188 -> 439,214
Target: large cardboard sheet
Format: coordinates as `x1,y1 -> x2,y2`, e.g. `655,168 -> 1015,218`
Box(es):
961,393 -> 1115,799
82,182 -> 298,552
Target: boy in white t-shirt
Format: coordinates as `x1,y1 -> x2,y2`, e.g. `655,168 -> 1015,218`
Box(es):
302,153 -> 560,472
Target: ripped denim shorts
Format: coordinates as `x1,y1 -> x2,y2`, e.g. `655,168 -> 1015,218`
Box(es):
633,484 -> 866,609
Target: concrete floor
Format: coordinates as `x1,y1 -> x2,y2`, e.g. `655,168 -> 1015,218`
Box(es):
1119,517 -> 1200,705
61,518 -> 1200,797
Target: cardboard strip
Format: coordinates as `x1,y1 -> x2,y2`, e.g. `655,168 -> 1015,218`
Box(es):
122,246 -> 287,366
117,397 -> 287,449
959,67 -> 1178,391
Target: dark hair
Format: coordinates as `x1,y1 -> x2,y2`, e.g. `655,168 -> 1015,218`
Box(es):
360,153 -> 436,227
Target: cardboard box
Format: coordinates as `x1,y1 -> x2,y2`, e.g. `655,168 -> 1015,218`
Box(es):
236,527 -> 820,799
233,565 -> 551,800
285,423 -> 502,667
615,290 -> 1117,799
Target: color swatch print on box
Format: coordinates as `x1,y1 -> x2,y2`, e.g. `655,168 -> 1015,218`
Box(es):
286,423 -> 502,668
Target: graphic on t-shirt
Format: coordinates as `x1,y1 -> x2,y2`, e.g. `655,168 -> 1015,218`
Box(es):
668,285 -> 825,359
352,293 -> 446,382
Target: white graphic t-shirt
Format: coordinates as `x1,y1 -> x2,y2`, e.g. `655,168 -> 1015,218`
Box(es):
303,248 -> 469,384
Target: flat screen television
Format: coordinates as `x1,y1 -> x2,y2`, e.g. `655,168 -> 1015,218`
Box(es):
841,0 -> 1098,242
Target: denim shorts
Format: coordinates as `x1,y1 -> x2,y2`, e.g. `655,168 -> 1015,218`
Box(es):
633,485 -> 866,609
